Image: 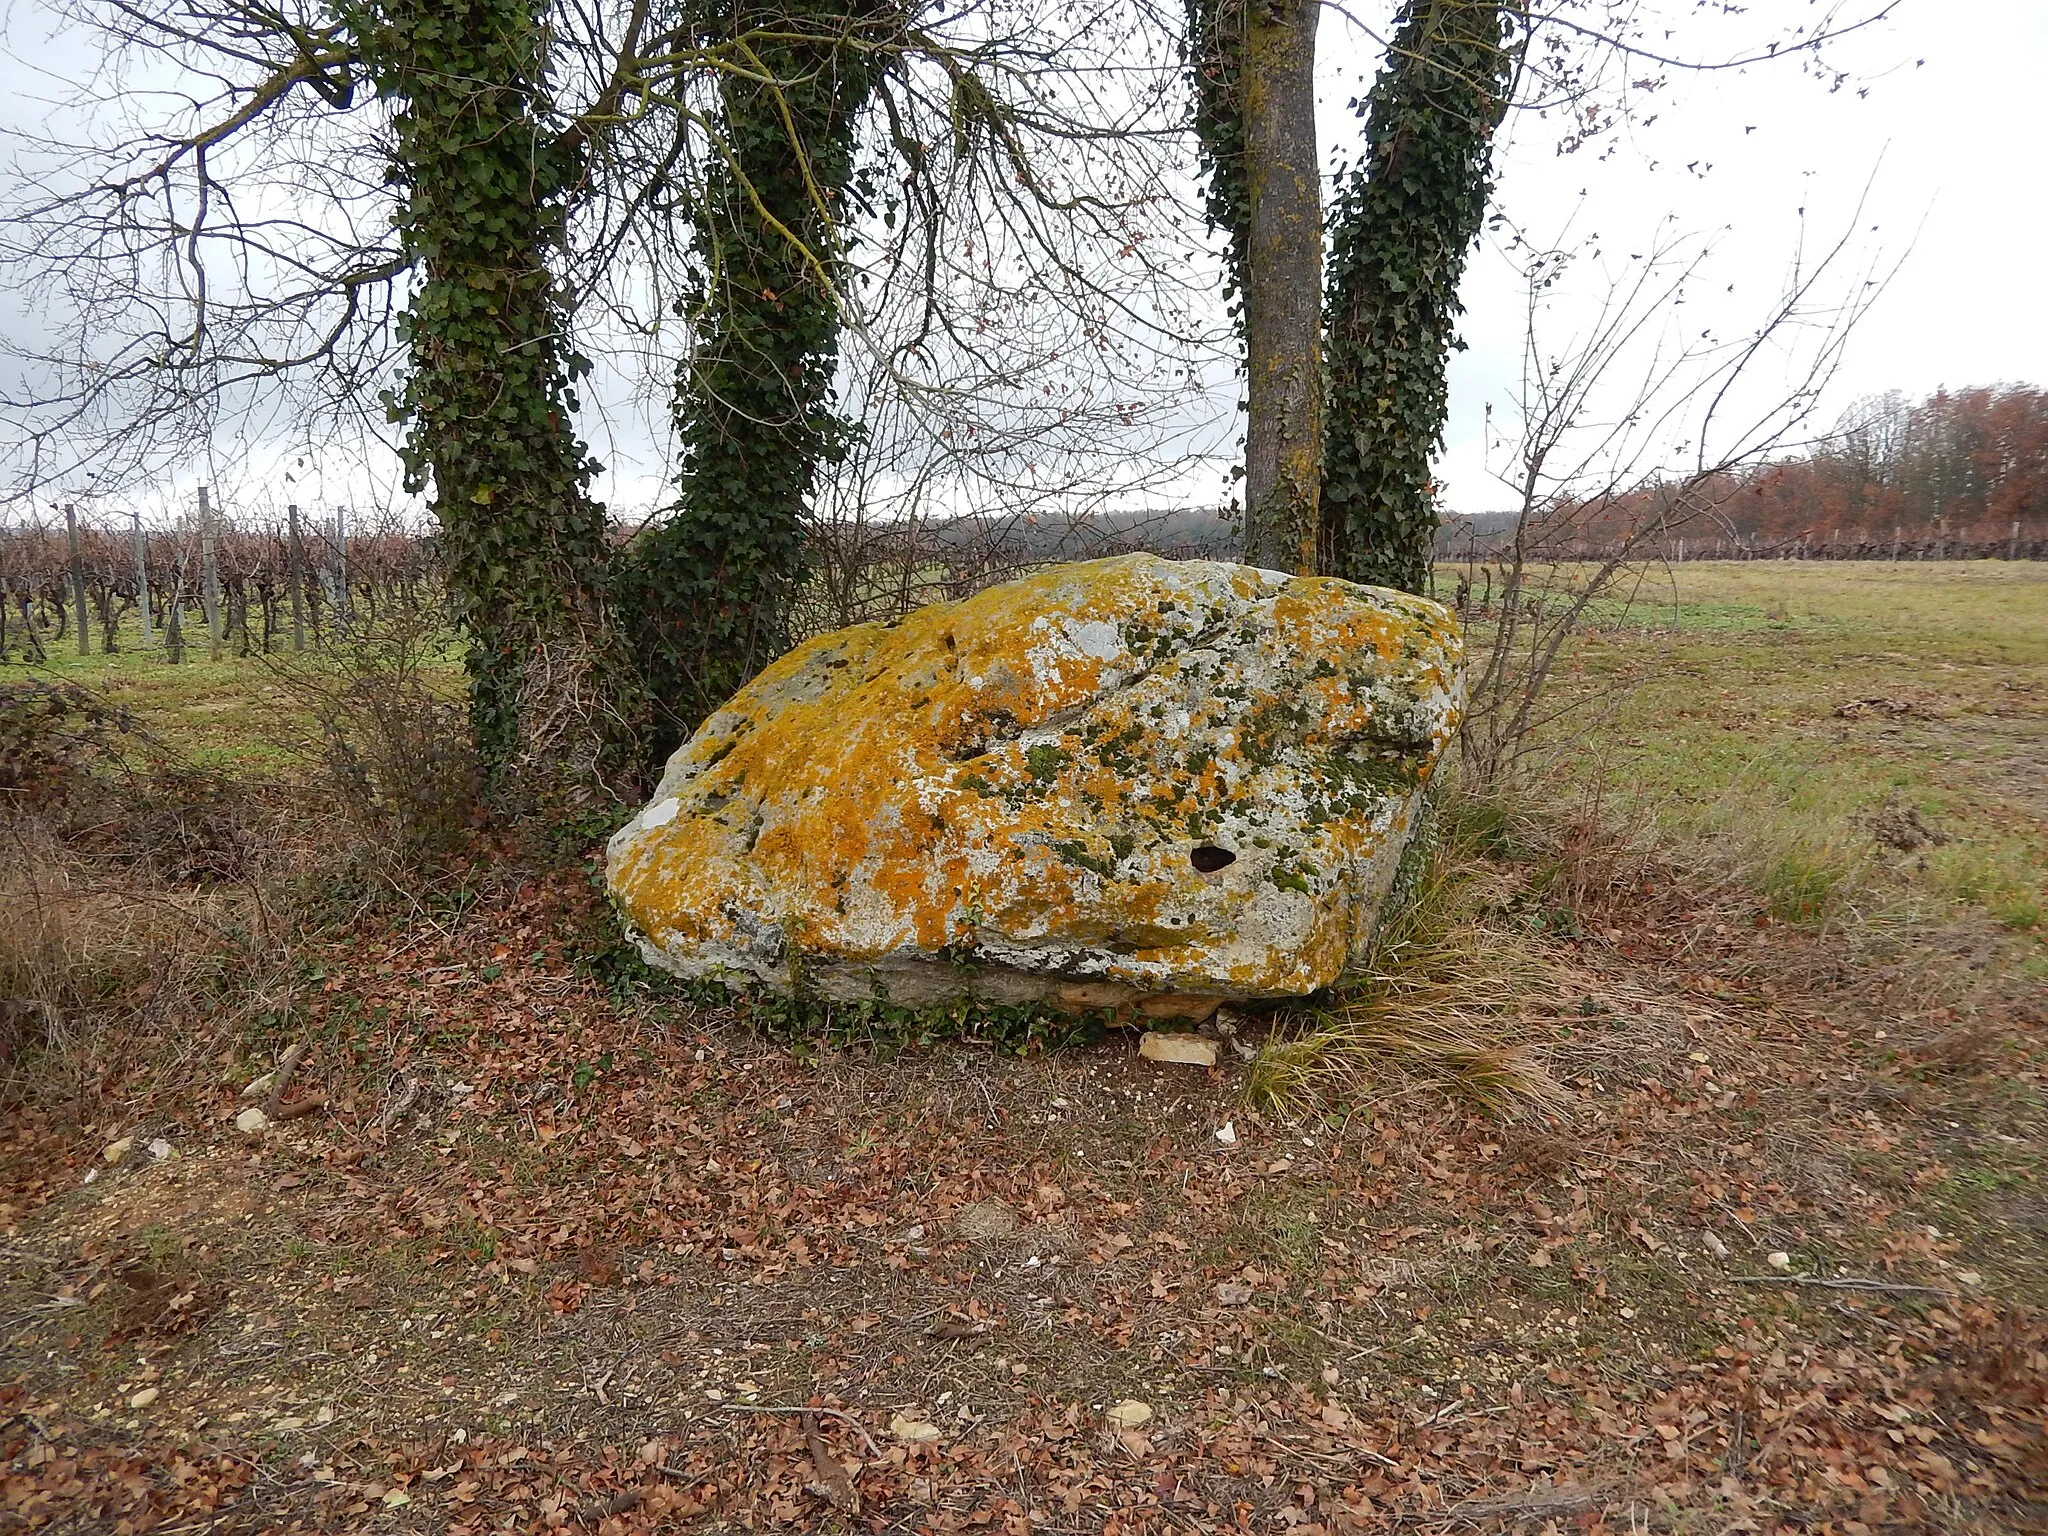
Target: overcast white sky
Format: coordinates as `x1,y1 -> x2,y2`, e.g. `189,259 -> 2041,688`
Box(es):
2,0 -> 2041,524
1342,0 -> 2048,510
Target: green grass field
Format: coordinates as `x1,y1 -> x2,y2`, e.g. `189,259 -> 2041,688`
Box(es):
1526,561 -> 2048,939
11,560 -> 2047,937
12,616 -> 466,770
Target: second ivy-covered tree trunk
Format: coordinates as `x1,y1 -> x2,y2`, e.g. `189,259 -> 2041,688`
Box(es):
1321,0 -> 1518,594
362,0 -> 643,817
620,0 -> 890,762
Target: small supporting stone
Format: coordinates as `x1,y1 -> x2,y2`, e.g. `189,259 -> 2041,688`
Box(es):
1139,1032 -> 1220,1068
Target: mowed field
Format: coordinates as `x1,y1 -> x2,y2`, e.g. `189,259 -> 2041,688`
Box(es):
2,561 -> 2045,1534
1562,561 -> 2047,939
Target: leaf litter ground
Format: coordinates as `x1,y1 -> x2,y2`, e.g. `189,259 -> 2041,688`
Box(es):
3,851 -> 2045,1535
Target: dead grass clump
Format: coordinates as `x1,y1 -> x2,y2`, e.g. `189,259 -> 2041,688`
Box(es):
1437,776 -> 1701,939
107,1251 -> 226,1342
1862,797 -> 1950,853
1907,1019 -> 2007,1078
0,814 -> 294,1109
1499,1124 -> 1579,1178
1248,798 -> 1566,1119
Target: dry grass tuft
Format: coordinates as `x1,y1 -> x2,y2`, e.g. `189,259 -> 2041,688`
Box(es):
1248,796 -> 1566,1119
1907,1019 -> 2008,1078
0,813 -> 298,1110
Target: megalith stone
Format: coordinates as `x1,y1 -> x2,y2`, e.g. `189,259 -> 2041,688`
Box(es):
607,554 -> 1462,1007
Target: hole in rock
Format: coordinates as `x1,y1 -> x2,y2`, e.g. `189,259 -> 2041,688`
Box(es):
1189,845 -> 1236,874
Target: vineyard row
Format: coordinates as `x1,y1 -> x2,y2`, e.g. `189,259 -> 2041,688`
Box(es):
0,511 -> 441,663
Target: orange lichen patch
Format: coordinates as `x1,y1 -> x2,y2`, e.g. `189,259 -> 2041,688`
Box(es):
607,554 -> 1463,1005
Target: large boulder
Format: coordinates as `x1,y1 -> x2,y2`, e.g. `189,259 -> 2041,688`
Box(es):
607,554 -> 1462,1009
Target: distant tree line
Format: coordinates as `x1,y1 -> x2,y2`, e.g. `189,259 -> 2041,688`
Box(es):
1441,385 -> 2048,564
1731,385 -> 2048,547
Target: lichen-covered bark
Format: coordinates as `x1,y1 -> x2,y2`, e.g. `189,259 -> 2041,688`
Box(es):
1321,0 -> 1517,593
1240,0 -> 1322,575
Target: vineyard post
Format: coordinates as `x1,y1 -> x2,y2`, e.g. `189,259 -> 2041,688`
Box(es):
287,504 -> 306,651
66,502 -> 89,656
198,485 -> 224,661
334,507 -> 349,624
166,556 -> 185,664
133,510 -> 152,647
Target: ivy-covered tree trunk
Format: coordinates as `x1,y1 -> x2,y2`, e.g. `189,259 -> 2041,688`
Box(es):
1186,0 -> 1249,301
1239,0 -> 1323,575
620,0 -> 888,761
1321,0 -> 1518,593
360,0 -> 642,817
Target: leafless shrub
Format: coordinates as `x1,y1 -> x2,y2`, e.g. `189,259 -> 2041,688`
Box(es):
1452,212 -> 1892,791
0,678 -> 147,806
0,678 -> 258,883
261,594 -> 480,868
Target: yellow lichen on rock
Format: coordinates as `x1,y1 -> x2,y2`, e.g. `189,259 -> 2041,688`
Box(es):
607,554 -> 1462,1005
